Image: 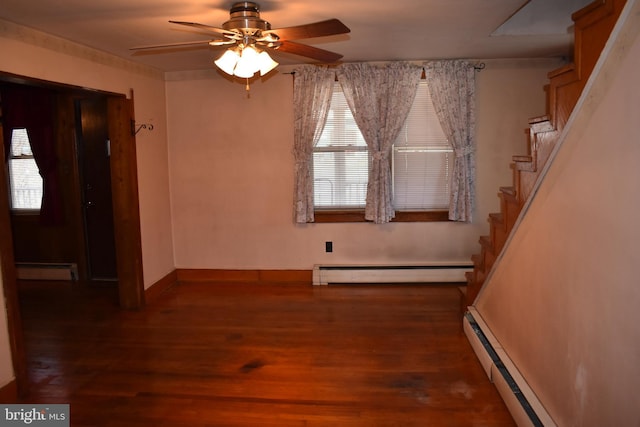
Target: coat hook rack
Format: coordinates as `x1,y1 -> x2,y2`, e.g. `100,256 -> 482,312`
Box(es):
131,120 -> 154,136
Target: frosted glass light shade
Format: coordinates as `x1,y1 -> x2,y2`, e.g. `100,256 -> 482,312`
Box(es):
233,46 -> 260,78
214,45 -> 279,78
258,51 -> 279,76
214,50 -> 240,75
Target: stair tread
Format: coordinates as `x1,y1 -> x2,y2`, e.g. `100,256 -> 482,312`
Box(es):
513,154 -> 533,162
470,254 -> 484,273
465,271 -> 475,283
548,62 -> 576,78
489,212 -> 504,223
528,114 -> 551,125
572,0 -> 608,20
530,119 -> 555,133
499,186 -> 516,196
479,235 -> 493,249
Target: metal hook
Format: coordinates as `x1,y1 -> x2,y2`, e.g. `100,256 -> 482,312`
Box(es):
131,120 -> 154,136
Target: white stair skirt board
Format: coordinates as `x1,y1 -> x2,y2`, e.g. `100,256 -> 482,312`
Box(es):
312,261 -> 473,285
16,263 -> 78,281
464,307 -> 556,427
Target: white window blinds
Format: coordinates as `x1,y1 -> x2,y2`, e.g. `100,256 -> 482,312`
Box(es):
8,128 -> 43,210
313,80 -> 452,211
393,81 -> 452,210
314,85 -> 368,208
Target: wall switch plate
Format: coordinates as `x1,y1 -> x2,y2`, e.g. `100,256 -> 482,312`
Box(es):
325,242 -> 333,253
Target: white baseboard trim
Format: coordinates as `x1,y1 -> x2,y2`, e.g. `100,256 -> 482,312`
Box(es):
16,262 -> 78,281
312,261 -> 472,285
464,307 -> 556,427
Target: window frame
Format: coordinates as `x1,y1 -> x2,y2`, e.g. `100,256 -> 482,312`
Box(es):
6,128 -> 43,214
314,209 -> 449,223
312,80 -> 452,223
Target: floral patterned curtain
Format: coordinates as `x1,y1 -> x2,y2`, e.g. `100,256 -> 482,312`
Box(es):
337,62 -> 422,223
292,65 -> 335,223
424,60 -> 477,222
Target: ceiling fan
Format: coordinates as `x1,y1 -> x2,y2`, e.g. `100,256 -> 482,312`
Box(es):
131,1 -> 350,78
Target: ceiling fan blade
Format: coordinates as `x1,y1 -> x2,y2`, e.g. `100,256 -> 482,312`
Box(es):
169,20 -> 237,39
266,19 -> 350,41
275,40 -> 343,63
130,40 -> 217,51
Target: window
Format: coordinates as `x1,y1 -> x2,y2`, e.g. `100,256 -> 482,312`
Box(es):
392,81 -> 452,210
8,128 -> 43,210
314,88 -> 369,208
313,81 -> 452,214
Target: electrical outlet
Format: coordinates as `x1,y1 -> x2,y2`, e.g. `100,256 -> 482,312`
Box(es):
325,241 -> 333,253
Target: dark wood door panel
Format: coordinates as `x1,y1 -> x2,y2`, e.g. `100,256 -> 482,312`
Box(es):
76,96 -> 118,280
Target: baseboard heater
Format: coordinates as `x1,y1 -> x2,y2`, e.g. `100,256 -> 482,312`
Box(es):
464,307 -> 556,427
16,262 -> 78,281
312,261 -> 472,285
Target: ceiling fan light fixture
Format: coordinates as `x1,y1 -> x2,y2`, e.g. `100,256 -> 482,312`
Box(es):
214,49 -> 241,75
233,45 -> 260,78
257,50 -> 278,76
214,44 -> 279,78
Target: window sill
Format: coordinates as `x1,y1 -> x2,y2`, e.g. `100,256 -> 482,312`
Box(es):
313,210 -> 450,223
10,209 -> 41,216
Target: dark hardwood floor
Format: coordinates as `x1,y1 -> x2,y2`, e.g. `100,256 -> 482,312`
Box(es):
17,280 -> 515,426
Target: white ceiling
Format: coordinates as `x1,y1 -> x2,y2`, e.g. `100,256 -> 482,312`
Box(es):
0,0 -> 593,72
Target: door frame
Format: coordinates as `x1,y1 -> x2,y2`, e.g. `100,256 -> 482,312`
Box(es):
0,127 -> 28,398
107,94 -> 145,309
0,72 -> 145,397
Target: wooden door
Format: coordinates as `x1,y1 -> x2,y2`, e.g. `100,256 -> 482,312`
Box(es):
76,96 -> 118,280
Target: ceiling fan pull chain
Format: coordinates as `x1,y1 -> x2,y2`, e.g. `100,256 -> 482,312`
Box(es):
246,78 -> 250,93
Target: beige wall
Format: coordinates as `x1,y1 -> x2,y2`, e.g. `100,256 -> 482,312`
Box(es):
166,59 -> 559,270
475,1 -> 640,425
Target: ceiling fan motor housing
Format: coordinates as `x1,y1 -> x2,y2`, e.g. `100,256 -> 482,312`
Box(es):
223,2 -> 271,35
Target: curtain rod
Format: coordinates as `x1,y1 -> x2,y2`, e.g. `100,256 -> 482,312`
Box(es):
282,61 -> 486,75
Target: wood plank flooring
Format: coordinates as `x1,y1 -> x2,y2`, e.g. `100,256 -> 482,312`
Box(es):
17,281 -> 515,426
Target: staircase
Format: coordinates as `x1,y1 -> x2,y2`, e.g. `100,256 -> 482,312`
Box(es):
464,0 -> 627,307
